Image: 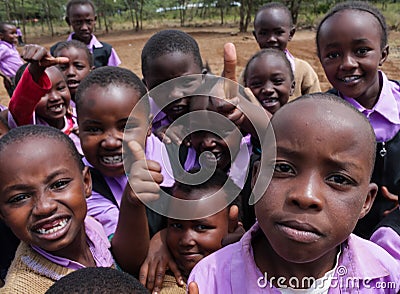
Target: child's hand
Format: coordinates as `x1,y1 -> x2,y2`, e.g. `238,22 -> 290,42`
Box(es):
188,281 -> 200,294
125,140 -> 163,205
22,44 -> 69,67
381,186 -> 399,216
139,229 -> 183,294
221,205 -> 245,246
154,124 -> 190,146
222,42 -> 237,82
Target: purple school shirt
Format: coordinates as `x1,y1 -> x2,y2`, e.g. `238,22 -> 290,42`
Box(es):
0,40 -> 24,78
184,136 -> 250,189
86,133 -> 175,237
67,33 -> 121,66
188,222 -> 400,293
284,49 -> 295,74
150,96 -> 171,132
342,71 -> 400,142
31,216 -> 114,270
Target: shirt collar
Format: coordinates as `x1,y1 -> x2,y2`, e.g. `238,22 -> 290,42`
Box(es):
0,40 -> 15,49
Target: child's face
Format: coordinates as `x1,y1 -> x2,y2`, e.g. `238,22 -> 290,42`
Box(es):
0,137 -> 91,253
0,24 -> 18,45
254,100 -> 376,265
253,8 -> 294,51
318,10 -> 388,106
246,54 -> 294,114
67,4 -> 96,44
56,47 -> 93,99
36,67 -> 71,129
78,85 -> 150,178
166,187 -> 229,277
190,108 -> 242,171
144,52 -> 202,122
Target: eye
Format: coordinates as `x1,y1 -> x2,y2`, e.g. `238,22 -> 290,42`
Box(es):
273,162 -> 295,175
58,64 -> 67,71
169,223 -> 183,230
326,174 -> 355,187
273,78 -> 284,85
326,52 -> 340,59
51,179 -> 71,190
84,126 -> 102,134
8,193 -> 31,204
194,224 -> 213,231
356,47 -> 370,56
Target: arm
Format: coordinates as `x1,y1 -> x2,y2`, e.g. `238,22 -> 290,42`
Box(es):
111,140 -> 162,275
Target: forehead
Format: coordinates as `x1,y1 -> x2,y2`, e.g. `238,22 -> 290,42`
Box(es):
255,8 -> 291,28
319,10 -> 382,42
2,24 -> 16,32
69,3 -> 95,17
250,54 -> 290,72
147,52 -> 201,76
57,47 -> 87,59
46,66 -> 65,81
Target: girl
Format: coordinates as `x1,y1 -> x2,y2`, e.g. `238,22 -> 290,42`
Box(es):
7,45 -> 82,153
0,125 -> 151,293
243,48 -> 295,114
316,1 -> 400,239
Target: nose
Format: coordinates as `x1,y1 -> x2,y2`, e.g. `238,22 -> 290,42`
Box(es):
179,229 -> 196,247
340,53 -> 358,71
65,65 -> 75,77
169,85 -> 185,100
266,33 -> 277,43
201,133 -> 217,149
286,172 -> 323,211
260,81 -> 274,96
46,90 -> 62,102
101,130 -> 122,150
32,192 -> 57,217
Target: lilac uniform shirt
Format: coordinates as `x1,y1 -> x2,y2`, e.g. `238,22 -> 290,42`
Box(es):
67,33 -> 121,67
86,133 -> 175,237
370,208 -> 400,261
0,40 -> 24,78
184,137 -> 251,189
341,71 -> 400,142
150,96 -> 171,133
284,49 -> 295,74
31,216 -> 114,270
188,222 -> 400,293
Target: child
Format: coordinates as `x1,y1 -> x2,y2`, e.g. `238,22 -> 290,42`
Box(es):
50,0 -> 120,68
7,45 -> 82,154
45,267 -> 149,293
316,1 -> 400,239
188,93 -> 400,293
0,22 -> 24,98
0,125 -> 151,292
75,66 -> 174,238
252,2 -> 320,100
243,48 -> 295,114
16,26 -> 24,46
52,40 -> 94,104
141,29 -> 205,144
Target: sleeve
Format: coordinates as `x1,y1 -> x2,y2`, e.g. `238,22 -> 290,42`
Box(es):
107,48 -> 121,66
295,58 -> 321,95
370,226 -> 400,261
8,66 -> 51,125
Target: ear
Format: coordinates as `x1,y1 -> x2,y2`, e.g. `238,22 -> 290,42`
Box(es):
251,160 -> 261,189
289,80 -> 295,96
379,45 -> 389,66
227,205 -> 239,233
65,16 -> 71,26
358,183 -> 378,219
82,166 -> 92,198
94,15 -> 97,22
288,26 -> 296,42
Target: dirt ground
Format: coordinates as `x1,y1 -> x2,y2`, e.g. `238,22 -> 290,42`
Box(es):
1,26 -> 399,106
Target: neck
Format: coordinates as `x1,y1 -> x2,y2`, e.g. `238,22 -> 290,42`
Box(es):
354,72 -> 382,109
253,234 -> 339,289
52,223 -> 96,267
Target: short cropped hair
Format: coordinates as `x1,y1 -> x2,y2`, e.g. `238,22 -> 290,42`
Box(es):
66,0 -> 96,17
316,1 -> 388,54
45,267 -> 149,294
243,48 -> 294,85
0,22 -> 14,33
254,2 -> 293,27
75,66 -> 149,114
0,125 -> 84,170
53,40 -> 94,68
141,30 -> 203,77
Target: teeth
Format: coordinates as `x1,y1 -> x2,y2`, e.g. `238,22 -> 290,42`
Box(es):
341,76 -> 360,83
102,155 -> 122,164
36,218 -> 68,235
50,104 -> 63,111
262,98 -> 278,106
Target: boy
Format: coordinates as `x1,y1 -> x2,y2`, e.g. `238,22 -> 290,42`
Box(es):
188,93 -> 400,293
252,2 -> 320,100
0,22 -> 24,97
50,0 -> 120,68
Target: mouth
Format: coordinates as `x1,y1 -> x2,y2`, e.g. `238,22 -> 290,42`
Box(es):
277,220 -> 322,243
201,150 -> 223,165
260,98 -> 279,108
49,103 -> 65,113
67,80 -> 80,89
338,75 -> 362,84
101,154 -> 123,165
32,217 -> 71,238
